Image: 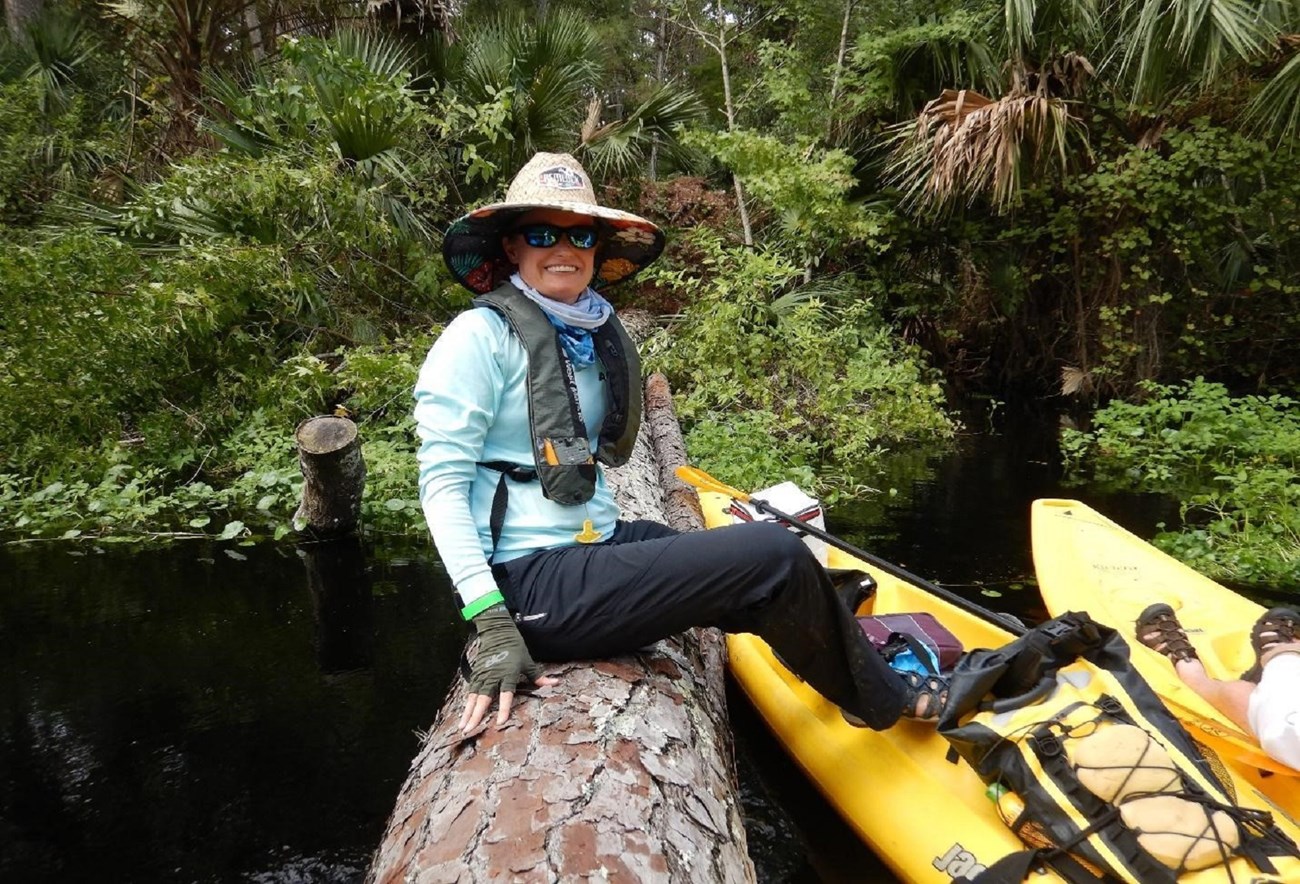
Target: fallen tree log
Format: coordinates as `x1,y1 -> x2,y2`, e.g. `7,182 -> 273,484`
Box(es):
366,372 -> 753,884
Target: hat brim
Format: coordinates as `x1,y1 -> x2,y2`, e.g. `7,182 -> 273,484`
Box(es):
443,200 -> 665,295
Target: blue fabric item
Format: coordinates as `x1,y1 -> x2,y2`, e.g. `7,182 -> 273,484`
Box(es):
544,312 -> 596,368
888,643 -> 941,677
509,272 -> 612,329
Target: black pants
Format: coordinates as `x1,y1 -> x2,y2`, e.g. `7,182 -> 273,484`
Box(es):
494,519 -> 907,729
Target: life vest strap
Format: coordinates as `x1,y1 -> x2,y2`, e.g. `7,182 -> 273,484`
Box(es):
478,461 -> 538,561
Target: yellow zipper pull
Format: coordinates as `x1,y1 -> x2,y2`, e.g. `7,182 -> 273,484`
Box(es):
574,519 -> 602,543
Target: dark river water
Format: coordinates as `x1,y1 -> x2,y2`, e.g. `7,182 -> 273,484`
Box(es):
0,411 -> 1180,883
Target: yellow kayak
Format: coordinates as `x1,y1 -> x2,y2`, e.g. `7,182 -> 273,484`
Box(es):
702,491 -> 1300,883
1031,498 -> 1300,824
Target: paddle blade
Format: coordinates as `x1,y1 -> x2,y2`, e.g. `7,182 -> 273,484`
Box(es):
674,466 -> 751,502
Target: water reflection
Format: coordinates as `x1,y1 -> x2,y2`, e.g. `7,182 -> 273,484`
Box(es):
0,541 -> 462,883
301,537 -> 375,674
1,412 -> 1187,883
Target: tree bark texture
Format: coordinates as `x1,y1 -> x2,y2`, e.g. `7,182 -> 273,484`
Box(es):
294,415 -> 366,538
365,377 -> 753,884
644,373 -> 704,532
5,0 -> 42,38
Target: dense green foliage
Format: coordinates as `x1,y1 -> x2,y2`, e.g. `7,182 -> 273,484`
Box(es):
943,121 -> 1300,399
0,0 -> 1297,587
646,232 -> 954,495
1061,380 -> 1300,584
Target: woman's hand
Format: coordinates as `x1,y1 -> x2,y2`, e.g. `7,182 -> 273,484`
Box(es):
460,605 -> 559,732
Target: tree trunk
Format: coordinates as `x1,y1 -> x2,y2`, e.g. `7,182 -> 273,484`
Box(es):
365,376 -> 753,884
649,5 -> 669,181
294,415 -> 366,538
5,0 -> 43,38
715,10 -> 753,247
645,373 -> 704,532
243,1 -> 265,62
829,0 -> 854,109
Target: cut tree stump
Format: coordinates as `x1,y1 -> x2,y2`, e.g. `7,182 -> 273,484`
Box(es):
293,415 -> 366,538
365,372 -> 753,884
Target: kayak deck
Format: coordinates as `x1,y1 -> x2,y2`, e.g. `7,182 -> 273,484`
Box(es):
1031,499 -> 1299,818
702,492 -> 1050,883
704,492 -> 1300,882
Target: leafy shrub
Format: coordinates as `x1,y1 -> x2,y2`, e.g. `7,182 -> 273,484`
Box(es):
0,78 -> 119,225
647,231 -> 956,494
0,329 -> 437,543
1061,379 -> 1300,584
0,228 -> 309,476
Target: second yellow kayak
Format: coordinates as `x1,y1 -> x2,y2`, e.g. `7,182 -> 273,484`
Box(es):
1031,498 -> 1299,825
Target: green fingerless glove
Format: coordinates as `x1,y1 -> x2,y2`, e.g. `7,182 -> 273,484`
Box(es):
468,604 -> 540,696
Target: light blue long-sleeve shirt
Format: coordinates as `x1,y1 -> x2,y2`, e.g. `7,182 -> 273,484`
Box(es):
414,307 -> 621,613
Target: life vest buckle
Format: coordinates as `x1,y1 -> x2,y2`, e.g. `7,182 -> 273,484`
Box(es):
1033,730 -> 1064,758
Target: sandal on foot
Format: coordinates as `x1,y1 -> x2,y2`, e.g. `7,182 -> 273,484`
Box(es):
1135,603 -> 1199,666
899,670 -> 949,722
1241,606 -> 1299,683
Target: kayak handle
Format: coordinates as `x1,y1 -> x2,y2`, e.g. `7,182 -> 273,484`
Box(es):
674,465 -> 1028,638
983,678 -> 1057,714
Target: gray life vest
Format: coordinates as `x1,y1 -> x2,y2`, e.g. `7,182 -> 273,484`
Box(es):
472,283 -> 641,511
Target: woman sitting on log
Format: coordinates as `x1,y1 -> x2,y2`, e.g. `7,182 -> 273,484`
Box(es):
413,152 -> 947,734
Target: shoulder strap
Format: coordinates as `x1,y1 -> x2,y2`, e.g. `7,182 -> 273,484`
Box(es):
590,315 -> 641,467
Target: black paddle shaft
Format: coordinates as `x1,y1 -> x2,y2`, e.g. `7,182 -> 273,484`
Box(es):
748,496 -> 1028,638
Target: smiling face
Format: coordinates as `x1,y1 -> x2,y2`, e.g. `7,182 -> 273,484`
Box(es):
501,208 -> 599,304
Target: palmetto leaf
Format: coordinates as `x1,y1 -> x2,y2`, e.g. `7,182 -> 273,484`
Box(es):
331,27 -> 417,83
298,30 -> 419,165
579,81 -> 706,177
1004,0 -> 1101,60
889,87 -> 1090,214
199,67 -> 282,157
455,9 -> 604,171
17,10 -> 96,113
1247,46 -> 1300,141
1116,0 -> 1273,101
770,275 -> 859,318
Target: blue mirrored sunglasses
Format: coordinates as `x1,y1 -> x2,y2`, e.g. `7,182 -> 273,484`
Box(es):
511,223 -> 599,250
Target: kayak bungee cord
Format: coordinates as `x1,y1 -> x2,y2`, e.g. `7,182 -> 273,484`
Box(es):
675,465 -> 1029,638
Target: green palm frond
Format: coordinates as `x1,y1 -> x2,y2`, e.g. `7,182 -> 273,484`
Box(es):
1116,0 -> 1273,101
1004,0 -> 1101,60
1247,45 -> 1300,142
366,184 -> 430,240
18,10 -> 96,114
1005,0 -> 1040,53
299,30 -> 420,166
579,81 -> 707,177
513,10 -> 603,86
621,81 -> 710,138
770,275 -> 860,317
332,27 -> 418,82
455,9 -> 605,172
199,67 -> 284,156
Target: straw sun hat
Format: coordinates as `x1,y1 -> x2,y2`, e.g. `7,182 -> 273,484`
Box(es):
442,152 -> 665,294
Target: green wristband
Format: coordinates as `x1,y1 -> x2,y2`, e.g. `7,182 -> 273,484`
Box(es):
461,590 -> 506,621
